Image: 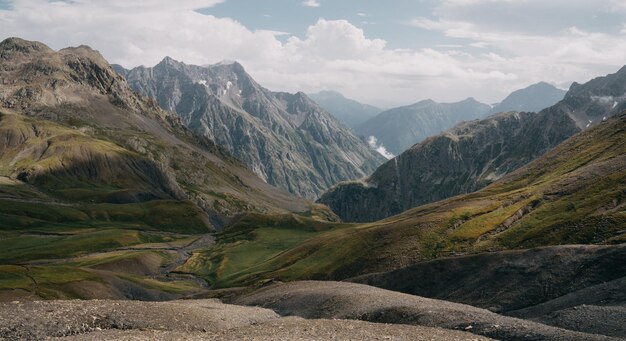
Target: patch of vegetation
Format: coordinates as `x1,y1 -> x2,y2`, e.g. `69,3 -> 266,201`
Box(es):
0,229 -> 167,263
0,199 -> 210,233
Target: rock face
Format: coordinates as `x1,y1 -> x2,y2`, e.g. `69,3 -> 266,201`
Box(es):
0,37 -> 314,230
116,59 -> 385,199
308,90 -> 381,129
488,82 -> 566,116
554,65 -> 626,128
319,110 -> 579,222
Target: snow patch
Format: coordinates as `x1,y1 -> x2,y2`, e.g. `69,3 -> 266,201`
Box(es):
367,136 -> 395,160
226,81 -> 233,90
196,80 -> 208,87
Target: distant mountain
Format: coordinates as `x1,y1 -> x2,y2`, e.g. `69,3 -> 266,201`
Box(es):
356,98 -> 491,155
556,65 -> 626,128
318,66 -> 626,222
308,90 -> 381,129
488,82 -> 566,115
116,59 -> 385,199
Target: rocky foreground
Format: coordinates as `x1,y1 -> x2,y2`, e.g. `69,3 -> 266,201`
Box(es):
2,281 -> 623,341
0,298 -> 490,341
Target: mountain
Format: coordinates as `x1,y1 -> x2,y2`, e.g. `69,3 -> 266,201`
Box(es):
0,37 -> 349,300
318,66 -> 626,222
0,38 -> 321,228
488,82 -> 566,115
115,60 -> 385,199
308,90 -> 381,128
555,65 -> 626,128
189,109 -> 625,289
356,98 -> 491,155
318,110 -> 579,222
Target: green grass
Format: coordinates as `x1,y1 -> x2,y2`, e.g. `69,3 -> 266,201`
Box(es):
117,274 -> 202,294
178,115 -> 626,287
0,265 -> 98,299
0,229 -> 168,263
0,199 -> 210,234
181,214 -> 344,287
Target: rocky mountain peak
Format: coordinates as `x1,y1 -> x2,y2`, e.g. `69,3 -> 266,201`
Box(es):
0,37 -> 52,58
157,56 -> 184,69
121,59 -> 385,198
0,38 -> 153,115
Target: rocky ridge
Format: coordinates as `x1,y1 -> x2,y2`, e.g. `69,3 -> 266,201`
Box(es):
116,59 -> 385,199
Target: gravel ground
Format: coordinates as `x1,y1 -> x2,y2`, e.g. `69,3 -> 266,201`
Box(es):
234,281 -> 623,341
528,305 -> 626,338
0,298 -> 490,341
51,317 -> 493,341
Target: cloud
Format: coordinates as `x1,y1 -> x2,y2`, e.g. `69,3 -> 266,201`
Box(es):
367,136 -> 395,160
302,0 -> 320,8
0,0 -> 624,106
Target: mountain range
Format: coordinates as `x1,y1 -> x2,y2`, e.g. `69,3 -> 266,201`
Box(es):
1,36 -> 625,341
355,82 -> 568,156
114,60 -> 385,199
308,90 -> 381,129
318,67 -> 626,222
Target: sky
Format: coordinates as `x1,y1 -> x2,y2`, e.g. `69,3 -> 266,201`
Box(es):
1,0 -> 625,107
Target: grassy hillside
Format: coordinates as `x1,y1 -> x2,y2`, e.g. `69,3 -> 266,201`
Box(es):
0,38 -> 335,300
186,112 -> 626,287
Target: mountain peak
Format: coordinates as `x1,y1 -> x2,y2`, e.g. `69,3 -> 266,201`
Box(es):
59,45 -> 110,68
311,90 -> 345,99
158,56 -> 183,67
414,99 -> 437,106
0,37 -> 52,57
488,81 -> 566,115
461,97 -> 480,104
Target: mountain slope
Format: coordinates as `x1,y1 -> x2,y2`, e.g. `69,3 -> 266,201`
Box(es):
555,65 -> 626,128
320,110 -> 579,222
187,109 -> 625,287
116,59 -> 385,199
0,37 -> 337,300
488,82 -> 566,115
355,98 -> 491,154
318,66 -> 626,222
0,38 -> 312,226
308,90 -> 381,128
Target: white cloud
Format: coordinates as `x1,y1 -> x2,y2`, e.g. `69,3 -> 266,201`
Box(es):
1,0 -> 625,106
367,136 -> 395,160
302,0 -> 320,8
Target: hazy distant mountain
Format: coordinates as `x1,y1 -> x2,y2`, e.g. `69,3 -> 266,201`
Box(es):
308,90 -> 381,128
355,98 -> 491,155
117,59 -> 385,199
488,82 -> 566,115
318,66 -> 626,222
